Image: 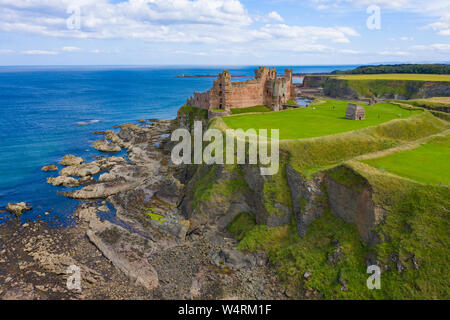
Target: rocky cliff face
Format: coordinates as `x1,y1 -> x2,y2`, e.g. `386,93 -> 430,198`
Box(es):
323,78 -> 450,100
286,165 -> 326,237
173,107 -> 391,251
324,175 -> 384,246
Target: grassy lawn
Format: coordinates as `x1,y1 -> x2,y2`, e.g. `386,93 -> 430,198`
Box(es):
362,137 -> 450,186
335,74 -> 450,82
222,100 -> 422,140
230,105 -> 272,114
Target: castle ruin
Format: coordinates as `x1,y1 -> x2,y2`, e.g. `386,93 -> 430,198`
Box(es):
346,103 -> 365,120
186,67 -> 296,112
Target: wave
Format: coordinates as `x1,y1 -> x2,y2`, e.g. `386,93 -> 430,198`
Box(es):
76,120 -> 101,126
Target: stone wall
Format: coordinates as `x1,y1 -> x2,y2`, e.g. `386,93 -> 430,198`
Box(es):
187,67 -> 296,111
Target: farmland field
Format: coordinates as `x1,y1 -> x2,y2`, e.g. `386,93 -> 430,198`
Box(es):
335,74 -> 450,82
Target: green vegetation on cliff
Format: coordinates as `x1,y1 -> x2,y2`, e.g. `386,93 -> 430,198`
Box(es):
191,165 -> 247,210
178,98 -> 450,299
236,165 -> 450,299
228,212 -> 257,241
178,104 -> 208,127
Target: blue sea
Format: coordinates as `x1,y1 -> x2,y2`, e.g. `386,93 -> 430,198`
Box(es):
0,65 -> 356,226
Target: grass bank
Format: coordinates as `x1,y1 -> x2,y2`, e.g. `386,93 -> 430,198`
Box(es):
362,136 -> 450,186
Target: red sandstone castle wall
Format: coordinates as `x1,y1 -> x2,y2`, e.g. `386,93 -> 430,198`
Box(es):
187,67 -> 296,110
226,82 -> 265,108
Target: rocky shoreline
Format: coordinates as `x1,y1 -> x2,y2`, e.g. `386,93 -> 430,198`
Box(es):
0,118 -> 286,300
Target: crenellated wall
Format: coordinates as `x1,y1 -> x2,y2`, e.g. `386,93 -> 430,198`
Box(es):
187,67 -> 296,111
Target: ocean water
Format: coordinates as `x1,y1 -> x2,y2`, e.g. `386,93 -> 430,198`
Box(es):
0,65 -> 356,226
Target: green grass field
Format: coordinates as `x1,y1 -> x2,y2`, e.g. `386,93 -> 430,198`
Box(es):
362,137 -> 450,185
335,74 -> 450,81
222,100 -> 422,140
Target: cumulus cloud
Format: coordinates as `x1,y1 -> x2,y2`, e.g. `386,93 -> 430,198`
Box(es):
267,11 -> 284,22
311,0 -> 450,36
0,0 -> 360,54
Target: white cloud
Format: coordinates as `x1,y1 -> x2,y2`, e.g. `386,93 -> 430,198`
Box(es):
0,0 -> 359,55
312,0 -> 450,36
61,46 -> 80,52
438,29 -> 450,35
268,11 -> 283,22
339,49 -> 361,54
21,50 -> 58,55
379,50 -> 410,55
412,43 -> 450,51
0,49 -> 14,54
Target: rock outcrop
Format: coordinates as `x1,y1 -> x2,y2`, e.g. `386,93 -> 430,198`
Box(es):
60,154 -> 84,166
324,167 -> 385,245
41,164 -> 58,172
60,163 -> 101,177
286,165 -> 326,237
5,202 -> 32,216
93,140 -> 121,153
47,176 -> 80,187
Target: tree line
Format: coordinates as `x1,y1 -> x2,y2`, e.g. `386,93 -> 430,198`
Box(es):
332,64 -> 450,75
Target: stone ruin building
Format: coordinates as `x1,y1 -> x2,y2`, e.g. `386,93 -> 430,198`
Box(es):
345,103 -> 365,120
186,67 -> 296,112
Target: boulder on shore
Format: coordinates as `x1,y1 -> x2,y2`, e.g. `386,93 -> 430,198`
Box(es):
5,202 -> 32,216
41,164 -> 58,172
60,163 -> 101,177
60,154 -> 84,166
93,140 -> 121,153
47,176 -> 80,187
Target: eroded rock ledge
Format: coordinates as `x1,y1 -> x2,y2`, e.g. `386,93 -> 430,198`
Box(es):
11,118 -> 285,300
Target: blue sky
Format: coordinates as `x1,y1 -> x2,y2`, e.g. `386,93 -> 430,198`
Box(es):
0,0 -> 449,65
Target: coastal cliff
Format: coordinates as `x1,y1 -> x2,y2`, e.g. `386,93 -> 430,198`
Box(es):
302,74 -> 450,100
1,103 -> 448,300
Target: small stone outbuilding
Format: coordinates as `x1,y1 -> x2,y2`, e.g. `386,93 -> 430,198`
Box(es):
345,103 -> 365,120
